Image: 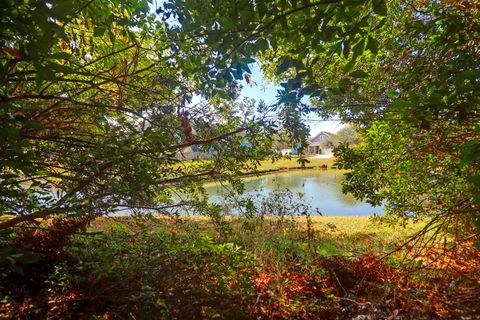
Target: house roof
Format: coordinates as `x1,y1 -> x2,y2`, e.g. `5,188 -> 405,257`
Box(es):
308,131 -> 333,143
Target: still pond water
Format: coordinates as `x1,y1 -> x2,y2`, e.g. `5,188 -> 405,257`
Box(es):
204,169 -> 383,216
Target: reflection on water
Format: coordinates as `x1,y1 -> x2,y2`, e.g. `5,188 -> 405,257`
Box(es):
204,169 -> 383,216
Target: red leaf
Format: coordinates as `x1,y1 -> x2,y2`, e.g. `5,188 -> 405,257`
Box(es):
244,74 -> 250,85
2,47 -> 22,59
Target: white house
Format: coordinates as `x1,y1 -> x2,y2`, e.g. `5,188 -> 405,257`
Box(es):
307,131 -> 333,154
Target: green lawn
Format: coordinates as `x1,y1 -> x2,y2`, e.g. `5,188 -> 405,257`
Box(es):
256,156 -> 336,171
173,156 -> 337,176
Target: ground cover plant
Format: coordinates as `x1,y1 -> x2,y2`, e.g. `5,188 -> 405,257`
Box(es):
1,215 -> 479,319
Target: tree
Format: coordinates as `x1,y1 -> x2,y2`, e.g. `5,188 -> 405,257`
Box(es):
330,125 -> 361,147
158,0 -> 379,160
0,0 -> 278,229
329,1 -> 480,233
162,0 -> 480,235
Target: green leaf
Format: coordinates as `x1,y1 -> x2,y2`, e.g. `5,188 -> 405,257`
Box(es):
108,30 -> 116,44
352,38 -> 366,60
257,1 -> 267,19
14,252 -> 44,264
10,264 -> 24,275
461,140 -> 480,164
343,58 -> 357,73
276,56 -> 291,75
467,175 -> 480,186
50,52 -> 72,60
52,1 -> 75,19
255,38 -> 269,51
24,120 -> 44,130
241,63 -> 252,74
372,0 -> 387,16
48,62 -> 74,75
3,125 -> 20,138
386,90 -> 398,98
342,40 -> 350,59
0,63 -> 7,85
233,67 -> 243,80
94,25 -> 107,37
371,17 -> 387,31
366,36 -> 379,55
329,86 -> 343,95
243,56 -> 256,64
36,64 -> 57,84
223,71 -> 233,82
349,70 -> 369,78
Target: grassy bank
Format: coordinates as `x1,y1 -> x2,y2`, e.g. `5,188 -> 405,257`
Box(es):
256,157 -> 336,172
3,215 -> 478,319
176,156 -> 336,175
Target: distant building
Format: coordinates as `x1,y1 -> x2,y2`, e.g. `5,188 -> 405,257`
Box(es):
279,148 -> 292,155
177,133 -> 253,160
177,146 -> 213,160
276,131 -> 334,155
307,131 -> 333,154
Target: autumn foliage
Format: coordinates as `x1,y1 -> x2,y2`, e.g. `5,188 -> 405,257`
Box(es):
1,218 -> 479,319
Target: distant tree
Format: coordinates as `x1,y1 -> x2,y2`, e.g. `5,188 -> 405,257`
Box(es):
271,130 -> 291,152
330,126 -> 361,147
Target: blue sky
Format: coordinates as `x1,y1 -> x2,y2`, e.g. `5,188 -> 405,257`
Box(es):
240,64 -> 344,135
189,64 -> 344,136
151,1 -> 343,136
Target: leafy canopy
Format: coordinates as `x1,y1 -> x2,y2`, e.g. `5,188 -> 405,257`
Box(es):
0,0 -> 280,228
162,0 -> 480,231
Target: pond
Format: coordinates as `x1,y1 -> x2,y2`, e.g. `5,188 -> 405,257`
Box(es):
204,169 -> 383,216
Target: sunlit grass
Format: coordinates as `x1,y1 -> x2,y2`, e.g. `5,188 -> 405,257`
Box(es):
96,215 -> 423,258
172,156 -> 336,173
255,157 -> 336,171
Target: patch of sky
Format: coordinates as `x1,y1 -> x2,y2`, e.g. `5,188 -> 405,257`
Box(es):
241,63 -> 346,135
189,63 -> 345,136
150,1 -> 345,136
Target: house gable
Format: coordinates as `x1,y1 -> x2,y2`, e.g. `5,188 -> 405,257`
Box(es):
308,131 -> 333,145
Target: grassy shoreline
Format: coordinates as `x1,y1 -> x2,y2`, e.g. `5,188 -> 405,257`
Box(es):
255,157 -> 336,172
178,156 -> 336,174
201,156 -> 337,186
92,215 -> 422,258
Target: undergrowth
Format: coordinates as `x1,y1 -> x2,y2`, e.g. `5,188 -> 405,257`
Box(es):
1,215 -> 479,319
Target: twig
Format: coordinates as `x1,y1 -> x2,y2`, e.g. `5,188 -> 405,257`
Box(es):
333,296 -> 372,307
